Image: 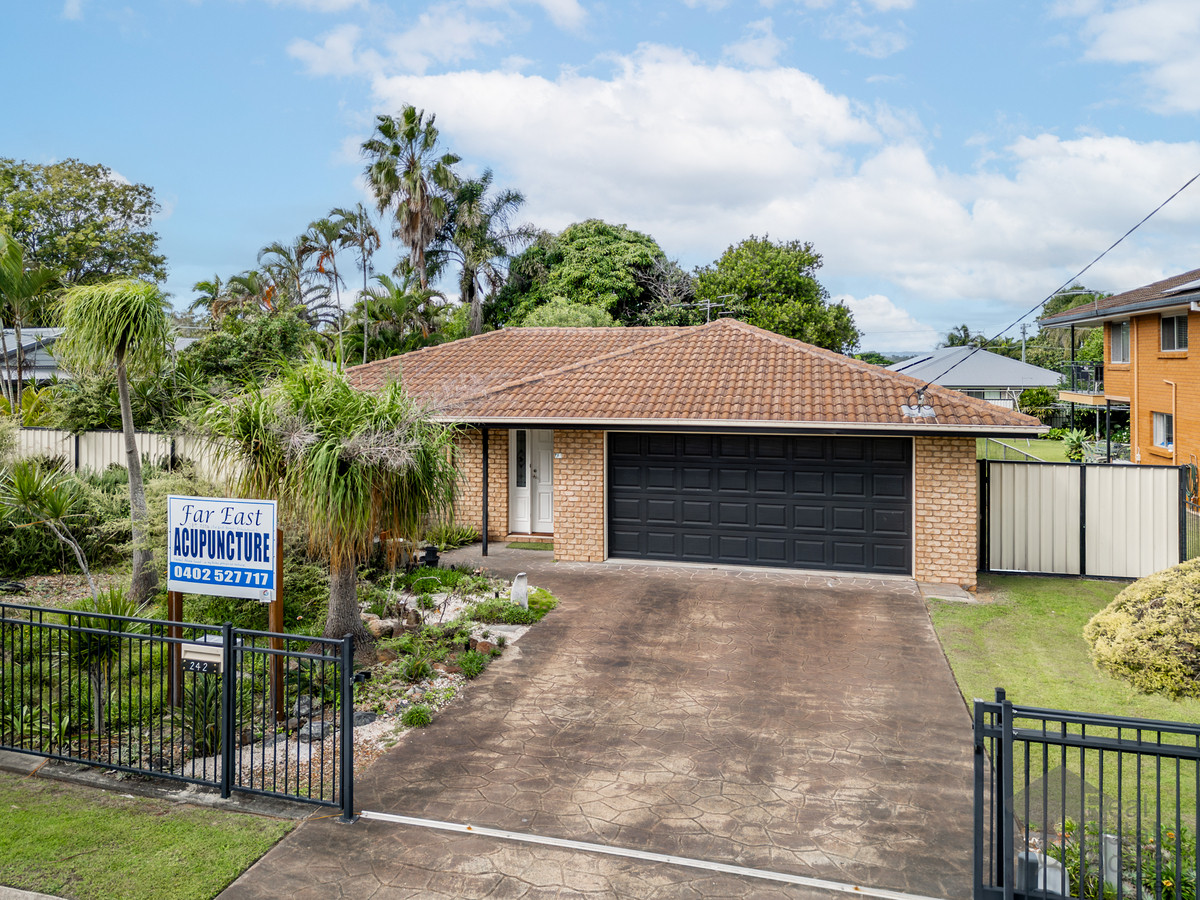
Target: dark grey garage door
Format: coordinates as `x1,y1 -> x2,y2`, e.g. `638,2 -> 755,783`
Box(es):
608,433 -> 912,574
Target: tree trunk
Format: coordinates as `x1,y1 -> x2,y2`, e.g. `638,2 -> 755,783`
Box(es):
0,325 -> 13,411
117,355 -> 158,603
325,561 -> 376,663
12,318 -> 23,411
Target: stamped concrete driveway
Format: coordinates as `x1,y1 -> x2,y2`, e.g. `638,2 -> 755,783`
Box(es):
223,550 -> 975,900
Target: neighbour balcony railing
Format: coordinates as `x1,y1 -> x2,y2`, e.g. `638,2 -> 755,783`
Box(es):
1061,361 -> 1104,395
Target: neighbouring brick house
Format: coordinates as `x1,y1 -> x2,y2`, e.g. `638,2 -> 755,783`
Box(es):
1042,268 -> 1200,468
347,319 -> 1041,587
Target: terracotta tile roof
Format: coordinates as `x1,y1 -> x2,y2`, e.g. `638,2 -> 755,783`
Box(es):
1041,267 -> 1200,326
346,320 -> 1040,431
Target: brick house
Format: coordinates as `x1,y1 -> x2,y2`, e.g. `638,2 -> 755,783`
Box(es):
347,319 -> 1041,587
1041,268 -> 1200,468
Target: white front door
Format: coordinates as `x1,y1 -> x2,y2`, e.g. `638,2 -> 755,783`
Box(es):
509,429 -> 554,533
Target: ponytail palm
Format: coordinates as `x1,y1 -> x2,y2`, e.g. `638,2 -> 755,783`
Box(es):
201,361 -> 458,654
57,279 -> 169,604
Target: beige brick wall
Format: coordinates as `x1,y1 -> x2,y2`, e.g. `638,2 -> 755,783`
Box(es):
552,430 -> 606,562
452,429 -> 508,542
913,435 -> 978,588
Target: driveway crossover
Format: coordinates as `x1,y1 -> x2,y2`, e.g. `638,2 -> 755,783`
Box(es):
222,551 -> 974,899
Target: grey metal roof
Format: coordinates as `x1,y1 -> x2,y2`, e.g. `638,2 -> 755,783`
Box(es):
885,346 -> 1060,389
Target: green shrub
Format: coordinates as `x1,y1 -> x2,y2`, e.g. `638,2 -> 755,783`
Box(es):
1063,428 -> 1090,461
465,597 -> 537,625
457,649 -> 488,679
401,703 -> 432,728
1084,557 -> 1200,699
401,657 -> 434,683
529,587 -> 557,619
421,521 -> 480,551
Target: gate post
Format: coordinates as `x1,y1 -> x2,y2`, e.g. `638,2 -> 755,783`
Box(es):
996,687 -> 1015,900
220,621 -> 235,799
339,633 -> 356,823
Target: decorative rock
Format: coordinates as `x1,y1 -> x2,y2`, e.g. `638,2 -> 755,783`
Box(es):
405,609 -> 422,627
293,695 -> 315,718
352,711 -> 377,727
366,618 -> 394,638
377,646 -> 398,663
286,717 -> 300,731
510,572 -> 529,609
361,612 -> 380,622
299,722 -> 329,742
474,640 -> 495,655
239,727 -> 254,746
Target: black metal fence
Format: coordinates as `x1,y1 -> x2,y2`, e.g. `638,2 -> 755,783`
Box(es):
0,601 -> 354,821
975,688 -> 1200,899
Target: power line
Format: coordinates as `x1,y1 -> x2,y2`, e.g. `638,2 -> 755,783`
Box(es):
920,168 -> 1200,392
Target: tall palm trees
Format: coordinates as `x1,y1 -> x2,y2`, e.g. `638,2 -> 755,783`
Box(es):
346,271 -> 443,362
434,171 -> 534,336
299,218 -> 349,364
0,229 -> 59,409
361,106 -> 460,291
331,204 -> 380,365
57,279 -> 170,604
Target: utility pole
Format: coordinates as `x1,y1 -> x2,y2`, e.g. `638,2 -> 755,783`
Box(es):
1020,323 -> 1028,364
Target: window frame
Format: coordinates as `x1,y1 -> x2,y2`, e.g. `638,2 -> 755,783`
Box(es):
1110,320 -> 1130,363
1153,411 -> 1174,449
1161,313 -> 1188,352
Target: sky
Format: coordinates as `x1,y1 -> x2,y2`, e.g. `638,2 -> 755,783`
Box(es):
5,0 -> 1200,353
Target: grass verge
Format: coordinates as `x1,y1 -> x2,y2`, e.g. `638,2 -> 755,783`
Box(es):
931,574 -> 1200,817
0,772 -> 292,900
976,437 -> 1069,462
506,541 -> 553,550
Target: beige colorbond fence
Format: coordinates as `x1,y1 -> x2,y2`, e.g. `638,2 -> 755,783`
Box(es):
980,459 -> 1185,579
14,427 -> 232,487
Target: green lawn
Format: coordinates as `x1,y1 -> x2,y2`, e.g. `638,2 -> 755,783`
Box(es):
0,773 -> 292,900
976,437 -> 1069,462
931,574 -> 1200,819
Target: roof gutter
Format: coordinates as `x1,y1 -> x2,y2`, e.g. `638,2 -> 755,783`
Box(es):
1041,298 -> 1196,328
431,415 -> 1046,436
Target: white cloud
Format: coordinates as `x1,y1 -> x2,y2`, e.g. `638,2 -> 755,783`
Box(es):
839,293 -> 939,352
367,47 -> 1200,324
823,4 -> 909,58
1065,0 -> 1200,113
289,24 -> 370,77
532,0 -> 587,31
62,0 -> 83,19
723,18 -> 786,68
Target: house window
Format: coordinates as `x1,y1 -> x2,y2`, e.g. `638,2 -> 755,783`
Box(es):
1153,412 -> 1174,449
1110,321 -> 1130,363
1161,314 -> 1188,352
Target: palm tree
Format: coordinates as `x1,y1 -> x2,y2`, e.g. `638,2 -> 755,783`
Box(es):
361,106 -> 460,291
225,269 -> 277,317
300,218 -> 349,364
188,275 -> 226,329
257,240 -> 335,327
331,204 -> 381,365
432,171 -> 534,335
346,272 -> 444,362
56,279 -> 170,604
0,229 -> 60,409
200,361 -> 458,657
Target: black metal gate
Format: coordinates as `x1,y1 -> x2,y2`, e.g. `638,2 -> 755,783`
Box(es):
975,688 -> 1199,899
0,601 -> 355,820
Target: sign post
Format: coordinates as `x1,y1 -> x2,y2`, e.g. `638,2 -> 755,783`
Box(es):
167,496 -> 283,718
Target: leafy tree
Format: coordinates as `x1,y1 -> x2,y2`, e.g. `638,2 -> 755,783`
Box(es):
0,158 -> 167,284
694,236 -> 860,353
432,171 -> 534,336
1017,386 -> 1057,421
256,240 -> 334,328
854,351 -> 894,366
300,218 -> 349,363
177,308 -> 312,389
56,279 -> 170,603
496,220 -> 667,326
0,229 -> 59,409
361,106 -> 460,290
520,297 -> 618,327
200,361 -> 458,656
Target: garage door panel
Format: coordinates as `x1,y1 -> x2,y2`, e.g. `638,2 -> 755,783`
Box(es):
682,501 -> 713,524
832,506 -> 866,533
608,434 -> 911,574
